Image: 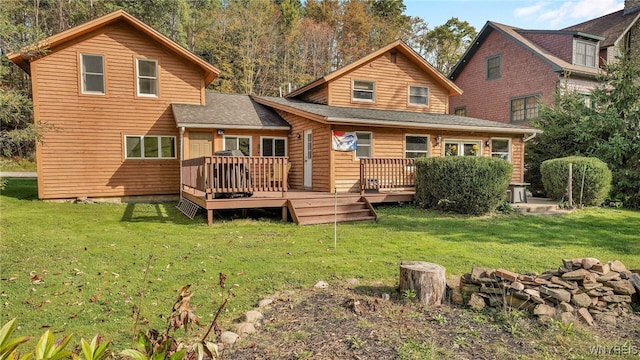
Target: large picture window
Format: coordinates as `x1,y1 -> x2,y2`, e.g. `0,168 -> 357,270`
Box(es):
81,54 -> 104,94
137,58 -> 158,97
444,140 -> 481,157
224,136 -> 251,156
355,132 -> 372,159
261,137 -> 287,157
125,135 -> 175,159
405,135 -> 429,158
408,86 -> 429,106
352,80 -> 375,102
491,139 -> 511,161
511,95 -> 540,122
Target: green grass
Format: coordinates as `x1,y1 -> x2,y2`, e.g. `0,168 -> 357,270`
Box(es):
0,158 -> 37,172
1,179 -> 639,349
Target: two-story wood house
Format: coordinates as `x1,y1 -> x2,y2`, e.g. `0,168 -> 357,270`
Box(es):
449,0 -> 640,125
10,11 -> 540,225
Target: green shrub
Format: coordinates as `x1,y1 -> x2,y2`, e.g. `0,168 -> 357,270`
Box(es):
540,156 -> 611,206
415,156 -> 513,215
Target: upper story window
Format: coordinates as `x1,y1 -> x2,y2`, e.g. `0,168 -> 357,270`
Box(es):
491,139 -> 511,162
487,55 -> 501,80
80,54 -> 104,94
454,107 -> 467,116
573,40 -> 597,68
137,58 -> 158,97
355,132 -> 372,158
408,86 -> 429,106
224,135 -> 251,156
125,135 -> 176,159
261,137 -> 287,157
405,135 -> 429,158
511,95 -> 540,123
352,80 -> 375,102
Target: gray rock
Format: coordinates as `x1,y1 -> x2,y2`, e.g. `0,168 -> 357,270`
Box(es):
468,293 -> 486,310
257,298 -> 274,308
597,272 -> 621,282
510,282 -> 525,292
235,322 -> 256,335
314,280 -> 329,289
594,313 -> 617,326
558,302 -> 574,314
381,293 -> 391,301
534,304 -> 556,317
220,331 -> 239,345
242,310 -> 264,323
540,286 -> 571,303
581,258 -> 600,270
346,278 -> 360,286
571,292 -> 592,308
561,269 -> 590,281
601,295 -> 631,303
558,311 -> 576,325
608,260 -> 627,273
578,308 -> 594,326
606,280 -> 636,295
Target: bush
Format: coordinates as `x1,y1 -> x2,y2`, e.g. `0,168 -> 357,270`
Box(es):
415,156 -> 513,215
540,156 -> 611,206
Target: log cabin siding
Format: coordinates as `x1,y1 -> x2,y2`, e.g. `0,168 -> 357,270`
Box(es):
298,84 -> 328,104
31,21 -> 204,199
328,51 -> 449,113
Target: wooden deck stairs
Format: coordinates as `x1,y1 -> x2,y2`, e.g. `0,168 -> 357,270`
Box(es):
288,196 -> 377,225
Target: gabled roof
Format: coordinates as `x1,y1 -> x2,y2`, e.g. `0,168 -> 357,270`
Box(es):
286,40 -> 462,98
7,10 -> 219,85
255,96 -> 540,135
449,22 -> 602,81
172,92 -> 290,130
562,9 -> 640,48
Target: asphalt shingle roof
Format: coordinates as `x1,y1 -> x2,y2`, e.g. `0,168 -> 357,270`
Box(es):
562,9 -> 640,47
257,96 -> 540,134
172,92 -> 290,129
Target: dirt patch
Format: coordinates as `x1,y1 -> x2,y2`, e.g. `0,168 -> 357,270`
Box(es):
224,282 -> 640,359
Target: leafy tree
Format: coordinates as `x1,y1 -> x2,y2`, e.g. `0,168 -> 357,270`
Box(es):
420,17 -> 476,75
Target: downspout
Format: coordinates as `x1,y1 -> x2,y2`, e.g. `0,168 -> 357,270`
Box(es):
523,133 -> 537,142
179,127 -> 185,201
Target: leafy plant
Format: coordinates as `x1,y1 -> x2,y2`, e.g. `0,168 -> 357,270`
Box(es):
0,319 -> 33,360
431,314 -> 447,325
401,289 -> 416,300
345,334 -> 365,350
29,330 -> 73,360
74,336 -> 110,360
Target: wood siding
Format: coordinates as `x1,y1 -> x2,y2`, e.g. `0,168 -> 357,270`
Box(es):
275,111 -> 331,192
328,51 -> 450,113
298,83 -> 328,104
31,21 -> 205,199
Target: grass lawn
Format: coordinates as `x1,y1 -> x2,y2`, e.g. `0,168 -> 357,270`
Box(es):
1,179 -> 639,350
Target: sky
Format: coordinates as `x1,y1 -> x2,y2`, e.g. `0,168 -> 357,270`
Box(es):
404,0 -> 624,31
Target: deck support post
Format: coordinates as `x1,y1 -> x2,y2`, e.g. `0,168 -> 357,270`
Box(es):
282,205 -> 288,222
207,209 -> 213,226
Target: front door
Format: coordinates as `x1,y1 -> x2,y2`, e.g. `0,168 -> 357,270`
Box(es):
189,132 -> 212,159
303,129 -> 312,188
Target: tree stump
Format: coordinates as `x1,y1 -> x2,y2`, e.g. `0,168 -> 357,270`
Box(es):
399,261 -> 446,306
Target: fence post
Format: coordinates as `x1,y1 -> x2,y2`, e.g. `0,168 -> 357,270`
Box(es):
568,163 -> 573,208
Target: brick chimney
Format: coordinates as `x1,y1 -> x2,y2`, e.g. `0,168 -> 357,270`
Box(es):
624,0 -> 640,14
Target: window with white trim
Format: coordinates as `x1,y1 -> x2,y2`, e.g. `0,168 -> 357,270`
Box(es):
444,140 -> 481,157
355,132 -> 372,159
125,135 -> 175,159
352,80 -> 375,102
405,135 -> 429,158
491,139 -> 511,162
137,58 -> 158,96
261,137 -> 287,157
573,40 -> 597,68
408,86 -> 429,106
224,136 -> 251,156
81,54 -> 104,94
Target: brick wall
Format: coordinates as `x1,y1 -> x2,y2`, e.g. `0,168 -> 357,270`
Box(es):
450,29 -> 560,124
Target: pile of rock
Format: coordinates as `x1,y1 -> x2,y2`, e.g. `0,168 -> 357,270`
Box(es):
452,258 -> 640,326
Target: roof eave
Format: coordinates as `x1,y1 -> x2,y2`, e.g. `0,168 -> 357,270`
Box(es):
176,123 -> 290,130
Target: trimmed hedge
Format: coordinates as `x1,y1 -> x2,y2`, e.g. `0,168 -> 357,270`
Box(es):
415,156 -> 513,215
540,156 -> 611,206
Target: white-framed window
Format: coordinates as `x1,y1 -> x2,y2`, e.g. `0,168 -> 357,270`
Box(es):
80,53 -> 105,94
224,135 -> 251,156
408,85 -> 429,106
260,137 -> 287,157
405,135 -> 429,158
444,140 -> 481,157
573,39 -> 597,68
136,58 -> 158,97
125,135 -> 176,159
490,138 -> 511,162
352,80 -> 375,102
355,132 -> 372,159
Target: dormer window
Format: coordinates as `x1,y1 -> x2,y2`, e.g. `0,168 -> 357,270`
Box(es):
352,80 -> 375,102
573,39 -> 597,68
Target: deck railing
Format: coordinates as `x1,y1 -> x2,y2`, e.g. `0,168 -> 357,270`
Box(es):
360,158 -> 415,194
182,156 -> 288,198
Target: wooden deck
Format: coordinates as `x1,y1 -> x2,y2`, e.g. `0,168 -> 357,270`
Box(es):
180,156 -> 415,225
